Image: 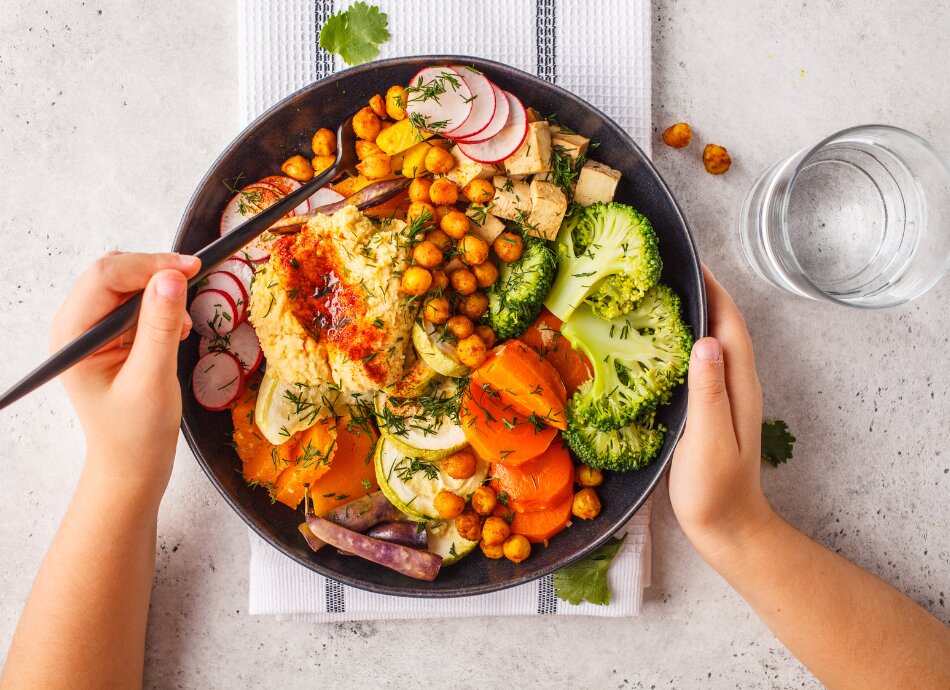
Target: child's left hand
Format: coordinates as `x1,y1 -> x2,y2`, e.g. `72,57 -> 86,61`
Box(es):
48,252 -> 200,496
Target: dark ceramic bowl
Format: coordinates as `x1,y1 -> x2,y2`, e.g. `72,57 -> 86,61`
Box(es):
173,55 -> 706,597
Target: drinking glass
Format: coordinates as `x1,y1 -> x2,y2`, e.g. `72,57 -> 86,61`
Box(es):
738,125 -> 950,308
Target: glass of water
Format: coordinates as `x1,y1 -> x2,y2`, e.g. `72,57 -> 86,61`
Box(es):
739,125 -> 950,308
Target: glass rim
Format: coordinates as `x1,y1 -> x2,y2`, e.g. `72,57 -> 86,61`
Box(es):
776,124 -> 950,309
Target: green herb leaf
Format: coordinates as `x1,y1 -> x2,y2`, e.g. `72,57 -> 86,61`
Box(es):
319,2 -> 390,67
761,419 -> 795,467
553,534 -> 626,606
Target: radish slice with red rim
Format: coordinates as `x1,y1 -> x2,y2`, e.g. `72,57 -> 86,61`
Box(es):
308,187 -> 345,211
192,351 -> 244,411
455,91 -> 528,164
218,257 -> 256,295
452,82 -> 510,144
190,288 -> 239,338
445,68 -> 496,141
198,321 -> 263,373
197,271 -> 248,320
219,183 -> 291,260
404,66 -> 473,135
258,175 -> 309,215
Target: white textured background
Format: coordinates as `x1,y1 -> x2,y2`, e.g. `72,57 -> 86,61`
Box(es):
1,2 -> 949,688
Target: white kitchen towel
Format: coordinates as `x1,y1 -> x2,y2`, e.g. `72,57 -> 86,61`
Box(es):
239,0 -> 654,620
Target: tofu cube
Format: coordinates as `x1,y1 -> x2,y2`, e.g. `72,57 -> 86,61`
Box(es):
491,176 -> 531,221
503,121 -> 553,177
465,205 -> 506,245
526,180 -> 568,241
550,128 -> 590,162
443,146 -> 499,188
574,160 -> 621,206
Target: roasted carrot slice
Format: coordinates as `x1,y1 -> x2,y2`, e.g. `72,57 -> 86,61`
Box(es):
273,416 -> 338,509
243,437 -> 299,487
471,339 -> 567,429
520,309 -> 593,397
497,490 -> 573,544
460,382 -> 556,465
306,415 -> 379,516
231,372 -> 266,466
491,439 -> 574,513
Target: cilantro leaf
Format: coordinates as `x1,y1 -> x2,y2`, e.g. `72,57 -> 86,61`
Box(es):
553,534 -> 626,606
761,419 -> 795,467
319,2 -> 390,67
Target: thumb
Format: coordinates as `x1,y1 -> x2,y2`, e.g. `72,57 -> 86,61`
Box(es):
124,269 -> 189,382
684,338 -> 734,436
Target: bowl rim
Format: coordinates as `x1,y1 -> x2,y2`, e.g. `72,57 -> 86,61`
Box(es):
173,54 -> 706,598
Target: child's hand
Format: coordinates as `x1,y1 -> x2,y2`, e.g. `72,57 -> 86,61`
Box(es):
669,267 -> 774,563
48,252 -> 200,495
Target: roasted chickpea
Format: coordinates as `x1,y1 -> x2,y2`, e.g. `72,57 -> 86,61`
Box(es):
385,85 -> 407,120
430,269 -> 449,293
408,177 -> 433,204
280,154 -> 314,182
472,260 -> 499,288
459,291 -> 489,321
474,325 -> 496,349
446,314 -> 475,340
456,333 -> 487,367
481,516 -> 511,547
434,490 -> 465,520
428,178 -> 459,205
503,534 -> 531,563
662,122 -> 692,149
470,485 -> 498,516
703,144 -> 731,175
406,201 -> 437,227
311,155 -> 335,174
423,296 -> 450,324
462,178 -> 494,204
493,232 -> 524,263
353,106 -> 382,141
355,153 -> 392,180
441,448 -> 478,480
424,146 -> 455,175
572,487 -> 602,520
412,240 -> 444,269
449,268 -> 478,296
355,140 -> 384,161
311,127 -> 337,156
424,229 -> 452,254
480,540 -> 505,559
368,93 -> 387,119
400,266 -> 433,295
455,511 -> 484,542
440,210 -> 471,240
459,234 -> 489,266
575,464 -> 604,488
433,204 -> 455,224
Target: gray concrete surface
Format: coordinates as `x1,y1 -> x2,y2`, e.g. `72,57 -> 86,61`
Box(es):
1,1 -> 948,688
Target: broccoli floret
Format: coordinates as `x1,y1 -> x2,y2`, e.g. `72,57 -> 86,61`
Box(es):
544,202 -> 662,321
561,285 -> 692,430
488,235 -> 557,339
563,407 -> 666,472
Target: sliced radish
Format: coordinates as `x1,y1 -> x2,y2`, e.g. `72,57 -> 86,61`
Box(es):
198,322 -> 263,373
453,82 -> 510,144
219,183 -> 293,261
258,175 -> 309,215
404,66 -> 473,135
197,271 -> 248,319
444,69 -> 496,141
455,92 -> 528,164
308,187 -> 346,210
192,351 -> 244,411
219,257 -> 256,294
190,288 -> 239,338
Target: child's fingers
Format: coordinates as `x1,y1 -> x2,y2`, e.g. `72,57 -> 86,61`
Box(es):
119,270 -> 189,386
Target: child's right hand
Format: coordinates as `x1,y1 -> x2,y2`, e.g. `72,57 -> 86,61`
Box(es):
669,267 -> 775,564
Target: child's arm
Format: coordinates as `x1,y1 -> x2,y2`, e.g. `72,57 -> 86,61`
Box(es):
1,252 -> 199,690
669,268 -> 950,690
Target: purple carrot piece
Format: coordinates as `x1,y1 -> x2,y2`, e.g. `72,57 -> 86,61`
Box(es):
298,492 -> 404,553
305,514 -> 442,581
364,521 -> 428,549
